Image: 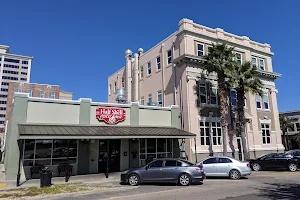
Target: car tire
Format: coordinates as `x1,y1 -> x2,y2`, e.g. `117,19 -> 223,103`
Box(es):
288,163 -> 298,172
128,174 -> 140,186
229,169 -> 241,180
178,173 -> 191,186
252,163 -> 261,171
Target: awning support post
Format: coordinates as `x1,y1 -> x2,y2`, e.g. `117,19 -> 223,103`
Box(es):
106,140 -> 110,178
65,140 -> 70,182
16,139 -> 23,187
194,138 -> 197,163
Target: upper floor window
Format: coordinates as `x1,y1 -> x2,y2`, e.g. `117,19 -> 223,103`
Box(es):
1,88 -> 8,92
22,66 -> 28,69
211,122 -> 222,145
2,76 -> 18,81
140,66 -> 144,79
200,121 -> 210,145
261,123 -> 271,144
167,50 -> 172,64
263,93 -> 269,110
197,43 -> 204,56
28,89 -> 32,97
0,95 -> 7,98
147,62 -> 152,75
148,93 -> 152,106
210,85 -> 217,105
0,121 -> 4,124
109,84 -> 111,95
235,53 -> 242,64
156,56 -> 161,70
140,96 -> 144,105
230,89 -> 237,106
259,59 -> 265,70
14,88 -> 20,93
114,81 -> 117,92
0,114 -> 5,118
40,91 -> 45,98
22,60 -> 29,65
51,92 -> 55,99
256,94 -> 262,109
121,78 -> 125,88
21,78 -> 27,81
3,70 -> 18,75
4,64 -> 19,69
4,58 -> 19,63
252,57 -> 257,69
1,82 -> 9,86
157,90 -> 162,106
0,101 -> 7,104
199,83 -> 207,104
21,72 -> 28,75
0,107 -> 6,110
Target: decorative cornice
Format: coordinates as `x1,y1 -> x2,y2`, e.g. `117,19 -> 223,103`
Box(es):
255,69 -> 281,80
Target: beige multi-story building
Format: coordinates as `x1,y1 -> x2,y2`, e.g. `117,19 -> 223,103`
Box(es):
108,18 -> 284,161
5,82 -> 73,122
0,45 -> 33,133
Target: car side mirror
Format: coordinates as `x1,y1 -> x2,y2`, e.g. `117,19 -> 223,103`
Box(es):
145,165 -> 149,170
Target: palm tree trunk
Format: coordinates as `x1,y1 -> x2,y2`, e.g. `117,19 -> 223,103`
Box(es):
217,74 -> 228,156
228,89 -> 235,158
282,131 -> 288,151
236,87 -> 250,160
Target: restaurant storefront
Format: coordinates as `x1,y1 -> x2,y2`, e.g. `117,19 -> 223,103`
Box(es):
3,93 -> 195,181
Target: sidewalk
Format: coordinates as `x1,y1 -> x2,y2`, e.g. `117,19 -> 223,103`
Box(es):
0,172 -> 122,191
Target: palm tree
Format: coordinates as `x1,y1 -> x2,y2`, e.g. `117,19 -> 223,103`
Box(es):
230,61 -> 263,160
294,132 -> 300,146
279,115 -> 293,150
202,43 -> 235,156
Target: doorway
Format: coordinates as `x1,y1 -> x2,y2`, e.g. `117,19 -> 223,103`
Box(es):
237,137 -> 244,161
98,139 -> 121,173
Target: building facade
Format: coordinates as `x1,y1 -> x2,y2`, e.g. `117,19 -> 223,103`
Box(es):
3,93 -> 194,181
280,111 -> 300,150
0,45 -> 33,133
5,82 -> 73,122
108,18 -> 284,162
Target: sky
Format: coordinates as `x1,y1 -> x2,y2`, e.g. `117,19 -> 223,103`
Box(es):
0,0 -> 299,112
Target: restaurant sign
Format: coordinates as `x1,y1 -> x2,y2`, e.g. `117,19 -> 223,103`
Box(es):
96,107 -> 126,124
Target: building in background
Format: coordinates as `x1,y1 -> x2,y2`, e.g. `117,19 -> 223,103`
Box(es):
280,111 -> 300,150
0,45 -> 33,133
5,82 -> 73,123
108,18 -> 283,161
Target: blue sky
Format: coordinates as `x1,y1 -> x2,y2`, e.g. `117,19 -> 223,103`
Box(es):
0,0 -> 298,112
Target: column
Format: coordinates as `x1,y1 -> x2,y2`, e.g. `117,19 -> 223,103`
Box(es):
125,50 -> 132,102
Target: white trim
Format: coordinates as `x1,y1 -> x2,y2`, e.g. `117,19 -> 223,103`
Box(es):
167,49 -> 172,65
259,58 -> 265,70
196,42 -> 205,56
20,135 -> 196,139
235,52 -> 242,64
209,85 -> 218,105
262,92 -> 270,110
259,119 -> 271,124
157,90 -> 162,106
147,62 -> 152,75
249,146 -> 285,151
192,149 -> 239,154
156,56 -> 161,71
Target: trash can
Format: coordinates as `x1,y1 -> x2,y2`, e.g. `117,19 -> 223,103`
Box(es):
40,167 -> 52,187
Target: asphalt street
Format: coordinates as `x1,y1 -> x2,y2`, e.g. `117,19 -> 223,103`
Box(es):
31,171 -> 300,200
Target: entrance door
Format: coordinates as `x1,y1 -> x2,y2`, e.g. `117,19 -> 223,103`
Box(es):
98,139 -> 121,173
237,137 -> 244,161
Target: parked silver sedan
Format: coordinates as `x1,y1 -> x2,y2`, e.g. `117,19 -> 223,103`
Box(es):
198,156 -> 251,180
121,158 -> 205,186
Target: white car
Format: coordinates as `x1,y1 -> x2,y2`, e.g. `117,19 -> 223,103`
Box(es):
197,156 -> 251,180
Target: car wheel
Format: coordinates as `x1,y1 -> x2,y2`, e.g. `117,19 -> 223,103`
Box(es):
229,169 -> 241,180
178,173 -> 191,186
288,163 -> 298,172
128,174 -> 140,186
252,163 -> 261,171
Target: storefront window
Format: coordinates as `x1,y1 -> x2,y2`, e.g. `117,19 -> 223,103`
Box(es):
157,139 -> 166,152
140,139 -> 173,164
147,139 -> 156,153
35,140 -> 52,159
23,139 -> 35,160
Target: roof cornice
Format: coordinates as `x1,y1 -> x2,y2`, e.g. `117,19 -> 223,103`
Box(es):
0,53 -> 33,59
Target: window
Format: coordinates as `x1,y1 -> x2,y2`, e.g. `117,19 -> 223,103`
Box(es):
156,56 -> 161,70
167,50 -> 172,64
0,101 -> 7,104
22,60 -> 29,65
218,158 -> 232,163
210,85 -> 217,105
21,72 -> 27,75
147,62 -> 151,75
121,78 -> 125,88
22,66 -> 28,69
149,160 -> 163,168
40,91 -> 45,98
4,64 -> 19,69
140,96 -> 144,105
1,88 -> 8,92
203,158 -> 217,164
211,122 -> 222,145
0,121 -> 4,124
0,114 -> 5,118
263,93 -> 269,110
140,66 -> 144,79
4,58 -> 19,63
235,53 -> 242,64
230,89 -> 237,106
21,78 -> 27,81
148,93 -> 152,106
200,121 -> 210,145
28,89 -> 32,97
2,76 -> 18,80
197,43 -> 204,56
256,94 -> 262,109
1,82 -> 9,86
14,88 -> 20,93
3,70 -> 19,75
261,123 -> 271,144
0,107 -> 6,111
0,95 -> 7,98
109,84 -> 111,95
157,90 -> 162,106
259,59 -> 265,70
252,57 -> 257,68
199,83 -> 207,104
51,92 -> 55,99
165,160 -> 177,167
114,81 -> 117,92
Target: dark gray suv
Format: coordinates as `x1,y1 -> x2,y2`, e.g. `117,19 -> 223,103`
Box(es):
120,158 -> 205,186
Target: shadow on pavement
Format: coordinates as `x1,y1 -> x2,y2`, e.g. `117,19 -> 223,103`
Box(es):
258,182 -> 300,200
